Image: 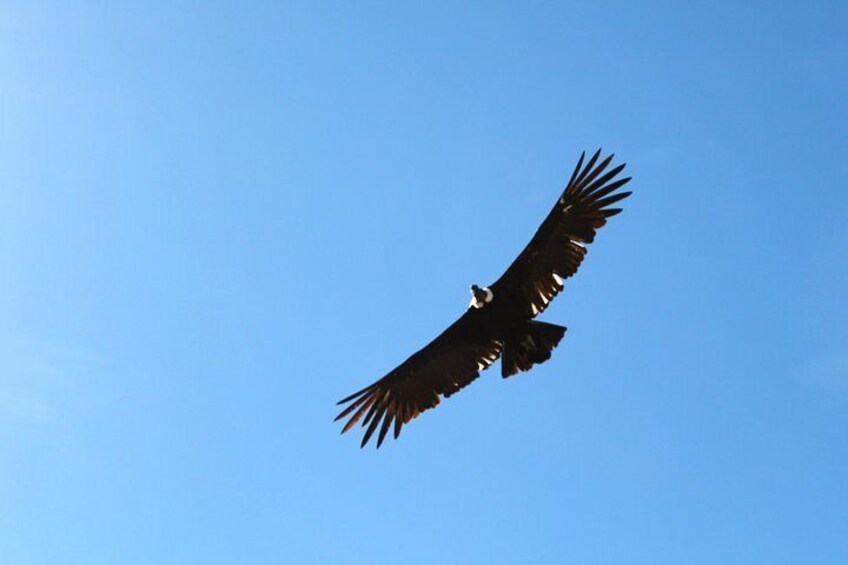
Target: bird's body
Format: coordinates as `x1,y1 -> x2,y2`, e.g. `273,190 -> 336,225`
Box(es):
336,150 -> 632,447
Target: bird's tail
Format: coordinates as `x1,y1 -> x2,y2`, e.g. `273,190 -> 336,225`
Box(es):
501,321 -> 567,378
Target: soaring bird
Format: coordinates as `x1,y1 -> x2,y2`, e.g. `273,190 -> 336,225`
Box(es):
336,150 -> 632,447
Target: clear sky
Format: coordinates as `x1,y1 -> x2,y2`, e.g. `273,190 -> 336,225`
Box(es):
2,2 -> 846,563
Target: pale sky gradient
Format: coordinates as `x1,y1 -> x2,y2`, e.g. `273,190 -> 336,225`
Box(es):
2,2 -> 847,564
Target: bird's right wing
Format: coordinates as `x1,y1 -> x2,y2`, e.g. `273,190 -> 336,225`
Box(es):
335,311 -> 502,448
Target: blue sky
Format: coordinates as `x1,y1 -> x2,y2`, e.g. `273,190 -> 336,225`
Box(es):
2,2 -> 847,563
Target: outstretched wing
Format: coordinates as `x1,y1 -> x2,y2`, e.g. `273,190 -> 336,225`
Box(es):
490,150 -> 631,317
335,311 -> 502,448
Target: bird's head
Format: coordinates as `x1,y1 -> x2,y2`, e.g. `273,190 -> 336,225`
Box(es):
469,284 -> 494,309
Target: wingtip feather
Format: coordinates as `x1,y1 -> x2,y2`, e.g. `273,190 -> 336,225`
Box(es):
336,384 -> 372,405
361,404 -> 388,447
565,151 -> 586,188
376,411 -> 394,448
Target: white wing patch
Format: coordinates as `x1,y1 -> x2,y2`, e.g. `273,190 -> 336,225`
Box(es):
476,346 -> 500,370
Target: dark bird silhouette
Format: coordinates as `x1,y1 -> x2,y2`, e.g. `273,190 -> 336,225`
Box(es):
336,150 -> 632,447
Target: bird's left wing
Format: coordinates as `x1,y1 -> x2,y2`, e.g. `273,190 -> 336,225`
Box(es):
490,150 -> 632,317
335,311 -> 502,448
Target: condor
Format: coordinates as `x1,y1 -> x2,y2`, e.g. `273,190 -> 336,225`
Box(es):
336,150 -> 632,447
